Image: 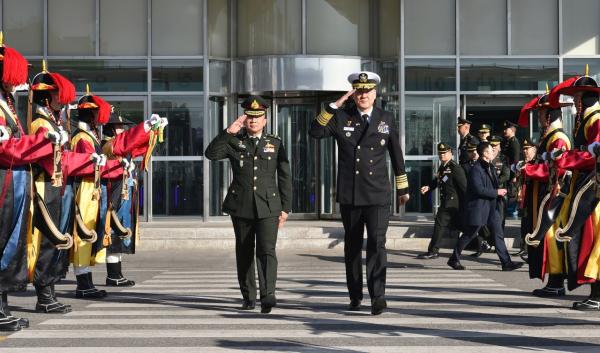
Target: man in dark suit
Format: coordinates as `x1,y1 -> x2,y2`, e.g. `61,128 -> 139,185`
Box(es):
205,96 -> 292,313
416,143 -> 467,259
309,71 -> 409,315
447,142 -> 523,271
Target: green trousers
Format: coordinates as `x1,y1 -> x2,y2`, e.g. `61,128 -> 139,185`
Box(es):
231,216 -> 278,301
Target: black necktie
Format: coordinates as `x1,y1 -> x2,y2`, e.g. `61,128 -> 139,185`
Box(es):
362,114 -> 369,128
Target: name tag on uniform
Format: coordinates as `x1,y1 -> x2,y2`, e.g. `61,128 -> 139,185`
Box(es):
442,175 -> 449,183
343,127 -> 355,131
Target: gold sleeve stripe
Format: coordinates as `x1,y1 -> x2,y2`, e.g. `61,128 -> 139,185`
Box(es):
584,113 -> 600,141
316,109 -> 333,126
396,181 -> 409,189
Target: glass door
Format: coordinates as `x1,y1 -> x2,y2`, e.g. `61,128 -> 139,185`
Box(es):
102,96 -> 148,221
273,99 -> 319,218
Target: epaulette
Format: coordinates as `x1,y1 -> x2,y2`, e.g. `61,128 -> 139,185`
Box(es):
265,133 -> 281,140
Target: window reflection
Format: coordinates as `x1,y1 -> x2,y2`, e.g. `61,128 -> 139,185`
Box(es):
405,161 -> 433,213
406,59 -> 455,91
461,59 -> 558,91
152,161 -> 203,216
49,60 -> 147,92
152,60 -> 203,92
152,96 -> 204,156
405,95 -> 456,156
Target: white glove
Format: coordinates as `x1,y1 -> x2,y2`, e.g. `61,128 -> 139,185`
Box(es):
144,114 -> 161,132
511,161 -> 525,173
46,131 -> 61,145
120,158 -> 130,169
90,153 -> 107,167
541,152 -> 549,161
587,142 -> 600,157
158,117 -> 168,129
127,161 -> 136,174
0,126 -> 9,142
59,128 -> 69,146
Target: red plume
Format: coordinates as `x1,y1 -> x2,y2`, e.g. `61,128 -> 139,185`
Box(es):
518,96 -> 540,127
548,76 -> 578,107
90,95 -> 111,124
49,73 -> 76,104
2,46 -> 29,86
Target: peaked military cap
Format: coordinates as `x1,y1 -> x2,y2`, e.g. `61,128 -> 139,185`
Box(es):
241,95 -> 269,117
489,135 -> 502,146
503,120 -> 518,129
521,137 -> 536,149
437,142 -> 451,153
457,117 -> 473,126
105,105 -> 134,126
347,71 -> 381,90
478,124 -> 491,133
466,142 -> 478,152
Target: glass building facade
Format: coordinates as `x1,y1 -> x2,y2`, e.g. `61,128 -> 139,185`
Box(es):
1,0 -> 600,220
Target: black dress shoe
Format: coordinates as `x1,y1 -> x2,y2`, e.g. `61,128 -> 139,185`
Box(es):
501,262 -> 524,271
348,299 -> 362,311
447,260 -> 465,270
469,251 -> 483,258
371,297 -> 387,315
17,317 -> 29,328
260,294 -> 276,314
416,251 -> 439,259
0,317 -> 21,332
240,299 -> 256,310
532,286 -> 566,297
572,299 -> 600,311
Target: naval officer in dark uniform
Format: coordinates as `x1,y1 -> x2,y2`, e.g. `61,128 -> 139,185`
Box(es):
457,117 -> 479,165
417,143 -> 467,259
205,96 -> 292,314
309,71 -> 410,315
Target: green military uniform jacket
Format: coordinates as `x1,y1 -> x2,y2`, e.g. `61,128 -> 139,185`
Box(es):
428,159 -> 467,210
205,129 -> 292,219
502,136 -> 521,165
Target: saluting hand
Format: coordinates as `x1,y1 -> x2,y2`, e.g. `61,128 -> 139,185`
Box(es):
334,89 -> 356,108
278,211 -> 289,228
226,114 -> 247,135
420,186 -> 430,195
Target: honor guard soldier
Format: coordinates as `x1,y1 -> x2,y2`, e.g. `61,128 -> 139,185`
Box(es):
513,137 -> 540,258
417,143 -> 467,259
457,117 -> 479,165
0,33 -> 57,331
478,124 -> 491,142
309,71 -> 409,315
548,68 -> 600,310
205,95 -> 292,314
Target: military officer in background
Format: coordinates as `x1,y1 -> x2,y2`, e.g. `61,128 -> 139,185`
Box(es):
502,120 -> 521,165
205,96 -> 292,314
309,71 -> 410,315
457,117 -> 479,164
416,143 -> 467,259
460,142 -> 479,174
489,135 -> 511,230
478,124 -> 491,142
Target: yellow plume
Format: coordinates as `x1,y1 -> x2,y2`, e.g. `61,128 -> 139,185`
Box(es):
42,59 -> 48,73
585,64 -> 589,76
86,84 -> 91,95
0,31 -> 4,46
545,83 -> 549,94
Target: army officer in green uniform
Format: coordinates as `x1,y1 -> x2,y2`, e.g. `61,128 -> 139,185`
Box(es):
205,96 -> 292,314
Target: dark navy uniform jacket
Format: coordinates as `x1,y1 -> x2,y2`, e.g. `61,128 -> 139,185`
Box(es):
309,105 -> 408,206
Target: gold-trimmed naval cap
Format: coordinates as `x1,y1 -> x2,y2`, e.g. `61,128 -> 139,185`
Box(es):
241,95 -> 269,117
347,71 -> 381,90
489,135 -> 502,146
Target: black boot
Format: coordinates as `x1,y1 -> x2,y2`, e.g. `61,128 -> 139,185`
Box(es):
35,285 -> 72,313
106,262 -> 135,287
50,284 -> 71,310
75,272 -> 108,299
573,282 -> 600,311
532,274 -> 566,297
0,292 -> 21,332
